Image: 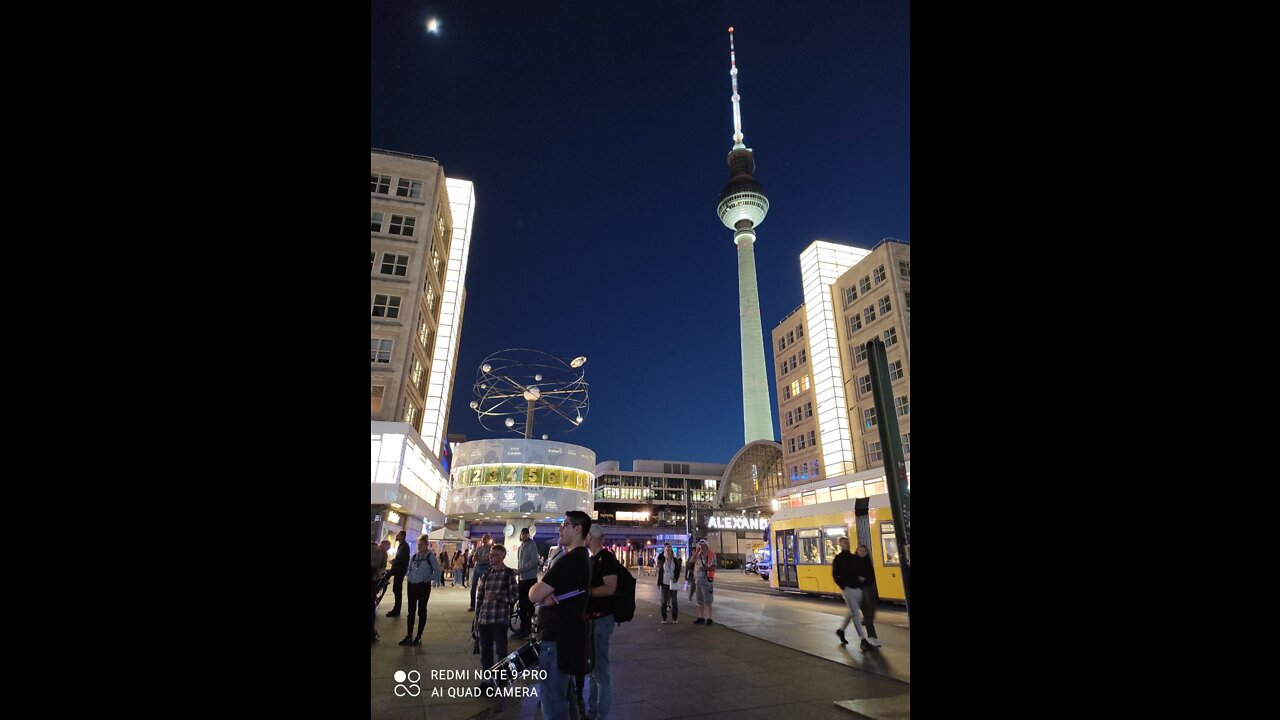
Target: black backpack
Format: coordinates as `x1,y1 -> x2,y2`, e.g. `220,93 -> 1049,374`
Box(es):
612,562 -> 636,624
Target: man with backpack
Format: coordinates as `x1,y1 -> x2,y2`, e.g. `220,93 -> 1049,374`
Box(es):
586,523 -> 623,720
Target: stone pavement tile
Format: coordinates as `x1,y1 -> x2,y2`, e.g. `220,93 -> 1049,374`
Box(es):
370,704 -> 428,720
726,670 -> 795,689
830,695 -> 910,720
750,701 -> 852,720
607,699 -> 685,720
372,692 -> 427,716
705,689 -> 764,712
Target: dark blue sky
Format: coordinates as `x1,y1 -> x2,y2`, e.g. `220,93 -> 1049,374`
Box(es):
372,1 -> 909,468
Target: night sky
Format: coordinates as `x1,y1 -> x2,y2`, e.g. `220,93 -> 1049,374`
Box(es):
371,1 -> 910,468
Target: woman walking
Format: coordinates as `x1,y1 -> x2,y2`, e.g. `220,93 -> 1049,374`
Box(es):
656,543 -> 681,624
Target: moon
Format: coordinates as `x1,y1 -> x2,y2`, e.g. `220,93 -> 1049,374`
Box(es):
426,18 -> 440,34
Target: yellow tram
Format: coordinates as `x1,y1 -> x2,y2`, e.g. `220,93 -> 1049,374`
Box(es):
767,492 -> 905,602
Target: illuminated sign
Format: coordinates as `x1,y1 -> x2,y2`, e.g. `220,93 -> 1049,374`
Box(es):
707,515 -> 769,530
387,511 -> 402,524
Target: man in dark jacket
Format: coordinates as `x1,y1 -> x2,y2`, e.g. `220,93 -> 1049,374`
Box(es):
529,511 -> 592,720
831,536 -> 878,651
387,530 -> 411,617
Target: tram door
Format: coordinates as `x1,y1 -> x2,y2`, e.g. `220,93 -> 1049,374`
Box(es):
775,529 -> 798,588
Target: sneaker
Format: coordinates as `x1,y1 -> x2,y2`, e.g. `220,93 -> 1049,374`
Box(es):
660,619 -> 668,624
386,611 -> 400,617
398,637 -> 413,646
836,629 -> 848,645
867,637 -> 882,648
468,607 -> 475,612
672,619 -> 679,623
860,639 -> 877,651
693,618 -> 705,625
706,619 -> 714,626
412,637 -> 422,646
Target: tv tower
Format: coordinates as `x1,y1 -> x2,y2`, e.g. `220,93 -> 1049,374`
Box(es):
716,27 -> 776,445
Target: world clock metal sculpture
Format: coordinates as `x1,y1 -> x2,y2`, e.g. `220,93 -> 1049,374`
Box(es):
469,349 -> 589,439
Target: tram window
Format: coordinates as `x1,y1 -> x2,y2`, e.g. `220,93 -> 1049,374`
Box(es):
882,534 -> 901,567
799,536 -> 823,564
865,480 -> 886,496
830,485 -> 847,502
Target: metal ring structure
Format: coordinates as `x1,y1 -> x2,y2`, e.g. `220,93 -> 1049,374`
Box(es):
471,349 -> 589,438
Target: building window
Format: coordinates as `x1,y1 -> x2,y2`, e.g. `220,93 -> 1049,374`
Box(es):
798,433 -> 806,449
867,441 -> 883,463
790,380 -> 800,397
853,343 -> 868,363
810,459 -> 820,478
895,395 -> 910,417
370,174 -> 391,194
905,292 -> 911,311
784,385 -> 792,400
417,314 -> 432,349
802,375 -> 810,392
899,261 -> 910,279
848,314 -> 862,334
860,275 -> 871,294
380,253 -> 409,277
788,331 -> 795,345
778,338 -> 786,353
410,357 -> 425,389
798,349 -> 806,364
397,178 -> 423,199
389,215 -> 416,237
795,324 -> 804,340
874,265 -> 886,284
863,306 -> 876,324
857,375 -> 872,396
805,401 -> 813,418
807,430 -> 816,446
786,410 -> 794,427
789,437 -> 797,453
791,465 -> 799,481
372,294 -> 401,319
901,433 -> 911,454
369,251 -> 375,272
884,327 -> 898,348
431,242 -> 443,279
370,338 -> 393,363
844,286 -> 857,307
863,406 -> 878,430
888,359 -> 903,381
371,211 -> 384,232
781,361 -> 788,376
404,402 -> 418,426
424,282 -> 436,315
371,386 -> 385,413
789,356 -> 797,371
879,295 -> 892,315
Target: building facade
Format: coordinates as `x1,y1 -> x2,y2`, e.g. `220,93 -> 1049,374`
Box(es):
370,149 -> 476,544
771,239 -> 910,491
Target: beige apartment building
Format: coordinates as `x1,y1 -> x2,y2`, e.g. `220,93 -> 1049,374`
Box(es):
772,239 -> 911,488
370,149 -> 476,450
834,239 -> 911,472
370,149 -> 477,540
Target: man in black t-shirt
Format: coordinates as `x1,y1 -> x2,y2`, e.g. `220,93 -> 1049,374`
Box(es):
585,524 -> 620,720
530,511 -> 592,720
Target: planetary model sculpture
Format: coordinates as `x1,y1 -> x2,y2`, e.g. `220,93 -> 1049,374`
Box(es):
469,349 -> 589,440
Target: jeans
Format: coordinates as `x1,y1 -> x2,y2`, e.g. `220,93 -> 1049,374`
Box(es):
659,584 -> 678,620
478,622 -> 509,677
406,582 -> 431,638
588,616 -> 614,720
839,586 -> 868,639
538,640 -> 576,720
470,564 -> 490,607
